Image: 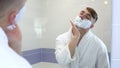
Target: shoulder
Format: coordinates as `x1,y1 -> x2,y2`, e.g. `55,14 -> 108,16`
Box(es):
56,31 -> 70,41
91,33 -> 108,52
88,31 -> 107,50
0,27 -> 8,44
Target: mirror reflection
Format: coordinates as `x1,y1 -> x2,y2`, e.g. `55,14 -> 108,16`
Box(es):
19,0 -> 111,68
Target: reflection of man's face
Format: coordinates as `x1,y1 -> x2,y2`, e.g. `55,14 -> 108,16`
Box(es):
79,9 -> 94,23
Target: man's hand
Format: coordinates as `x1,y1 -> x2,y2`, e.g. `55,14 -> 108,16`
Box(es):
68,20 -> 81,58
70,20 -> 80,39
5,24 -> 22,55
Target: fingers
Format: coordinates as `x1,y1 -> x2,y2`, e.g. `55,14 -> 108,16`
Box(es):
70,20 -> 74,27
70,20 -> 75,28
70,20 -> 80,39
70,20 -> 78,30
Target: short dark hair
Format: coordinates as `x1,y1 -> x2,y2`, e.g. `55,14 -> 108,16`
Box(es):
86,7 -> 98,23
0,0 -> 24,18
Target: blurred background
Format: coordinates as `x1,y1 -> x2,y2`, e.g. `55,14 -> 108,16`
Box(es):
19,0 -> 111,68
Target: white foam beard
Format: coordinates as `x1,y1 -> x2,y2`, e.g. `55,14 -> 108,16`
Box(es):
73,16 -> 92,29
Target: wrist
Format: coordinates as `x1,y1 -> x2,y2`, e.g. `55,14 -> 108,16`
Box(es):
73,36 -> 80,42
74,34 -> 80,39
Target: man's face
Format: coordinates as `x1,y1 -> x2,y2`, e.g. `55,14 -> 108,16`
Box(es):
79,8 -> 95,24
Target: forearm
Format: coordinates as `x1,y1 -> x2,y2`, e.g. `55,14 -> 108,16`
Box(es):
68,36 -> 79,58
69,21 -> 80,58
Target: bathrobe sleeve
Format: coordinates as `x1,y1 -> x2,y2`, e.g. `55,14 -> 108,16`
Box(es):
55,34 -> 76,66
0,27 -> 32,68
95,43 -> 110,68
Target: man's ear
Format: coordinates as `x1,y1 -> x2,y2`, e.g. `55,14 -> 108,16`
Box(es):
8,11 -> 17,24
90,24 -> 94,28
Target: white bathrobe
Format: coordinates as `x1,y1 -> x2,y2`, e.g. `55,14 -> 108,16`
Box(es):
55,29 -> 110,68
0,27 -> 32,68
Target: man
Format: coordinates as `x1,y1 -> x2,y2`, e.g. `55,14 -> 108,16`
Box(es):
55,7 -> 110,68
0,0 -> 25,54
0,0 -> 32,67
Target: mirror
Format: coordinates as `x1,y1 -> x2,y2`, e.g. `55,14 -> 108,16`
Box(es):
19,0 -> 111,68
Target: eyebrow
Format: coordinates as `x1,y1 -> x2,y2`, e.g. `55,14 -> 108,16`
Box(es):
81,10 -> 91,16
86,13 -> 92,19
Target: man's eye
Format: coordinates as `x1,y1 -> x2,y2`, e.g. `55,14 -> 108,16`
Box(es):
80,11 -> 84,15
85,16 -> 90,20
88,17 -> 90,19
82,11 -> 84,13
85,14 -> 91,20
86,15 -> 91,20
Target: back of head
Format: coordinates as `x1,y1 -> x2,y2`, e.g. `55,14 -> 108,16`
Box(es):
0,0 -> 25,19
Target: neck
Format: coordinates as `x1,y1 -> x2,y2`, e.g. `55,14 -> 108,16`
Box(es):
0,17 -> 9,31
79,29 -> 89,37
0,24 -> 8,32
77,29 -> 89,44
